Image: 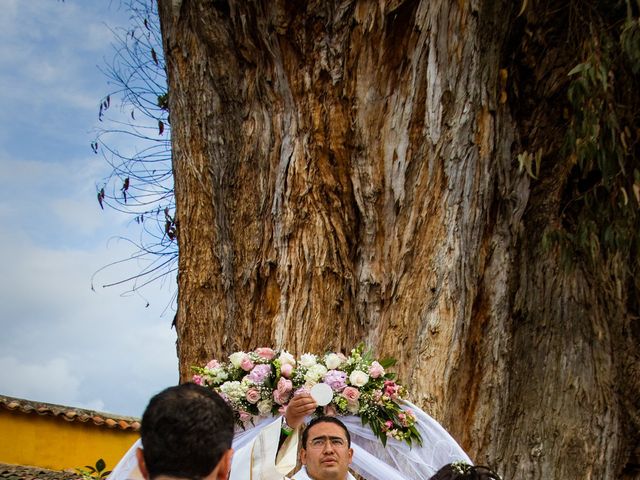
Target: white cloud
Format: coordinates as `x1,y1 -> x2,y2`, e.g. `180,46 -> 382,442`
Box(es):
0,356 -> 84,406
0,226 -> 177,416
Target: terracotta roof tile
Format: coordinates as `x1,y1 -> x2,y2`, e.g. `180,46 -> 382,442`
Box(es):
0,463 -> 79,480
91,416 -> 104,425
0,395 -> 140,432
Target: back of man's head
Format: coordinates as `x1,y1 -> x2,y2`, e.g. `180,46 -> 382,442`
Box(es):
139,382 -> 234,480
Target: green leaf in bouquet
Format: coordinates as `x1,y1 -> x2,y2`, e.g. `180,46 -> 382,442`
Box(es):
409,425 -> 422,446
379,357 -> 396,369
263,373 -> 275,389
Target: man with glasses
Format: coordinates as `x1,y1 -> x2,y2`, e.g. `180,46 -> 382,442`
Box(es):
293,416 -> 356,480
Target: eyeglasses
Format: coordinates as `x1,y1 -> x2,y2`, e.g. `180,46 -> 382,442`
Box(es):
308,436 -> 348,449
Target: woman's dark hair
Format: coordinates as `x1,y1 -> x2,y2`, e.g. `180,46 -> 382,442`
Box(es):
430,462 -> 502,480
301,415 -> 351,448
140,382 -> 234,480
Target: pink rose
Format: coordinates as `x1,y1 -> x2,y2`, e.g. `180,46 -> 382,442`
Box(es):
368,361 -> 385,379
342,386 -> 360,402
273,389 -> 289,405
240,357 -> 255,371
384,380 -> 400,399
205,359 -> 220,370
239,410 -> 252,423
255,347 -> 276,360
273,377 -> 292,405
246,388 -> 260,404
277,376 -> 293,395
192,374 -> 204,386
281,363 -> 293,378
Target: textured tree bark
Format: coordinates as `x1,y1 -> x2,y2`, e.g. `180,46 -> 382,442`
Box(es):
158,1 -> 639,478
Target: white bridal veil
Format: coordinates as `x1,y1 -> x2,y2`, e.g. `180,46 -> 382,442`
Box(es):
108,400 -> 471,480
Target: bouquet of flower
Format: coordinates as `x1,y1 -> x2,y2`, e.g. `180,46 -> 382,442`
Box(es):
192,344 -> 422,447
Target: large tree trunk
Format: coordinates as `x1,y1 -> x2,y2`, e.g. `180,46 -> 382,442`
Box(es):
158,1 -> 639,478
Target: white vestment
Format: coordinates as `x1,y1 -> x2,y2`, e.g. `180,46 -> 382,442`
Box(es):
230,416 -> 299,480
291,466 -> 357,480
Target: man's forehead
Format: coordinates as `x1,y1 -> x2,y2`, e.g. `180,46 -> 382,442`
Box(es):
308,421 -> 348,438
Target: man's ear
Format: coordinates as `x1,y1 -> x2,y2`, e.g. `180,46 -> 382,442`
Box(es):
299,447 -> 307,466
215,448 -> 234,480
136,448 -> 149,480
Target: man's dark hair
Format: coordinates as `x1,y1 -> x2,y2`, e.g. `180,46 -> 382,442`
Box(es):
301,416 -> 351,448
429,463 -> 502,480
140,382 -> 234,480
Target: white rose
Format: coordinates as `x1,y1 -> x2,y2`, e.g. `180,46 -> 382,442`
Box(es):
305,364 -> 328,383
304,372 -> 317,385
229,351 -> 247,368
219,381 -> 245,401
257,399 -> 273,416
324,353 -> 342,370
313,364 -> 328,376
278,351 -> 297,367
349,370 -> 369,387
300,353 -> 317,368
347,400 -> 360,414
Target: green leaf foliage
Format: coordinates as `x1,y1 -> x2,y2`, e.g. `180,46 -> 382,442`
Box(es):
554,0 -> 640,275
76,459 -> 110,480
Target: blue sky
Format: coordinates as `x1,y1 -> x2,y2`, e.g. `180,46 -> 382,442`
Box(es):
0,1 -> 177,417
